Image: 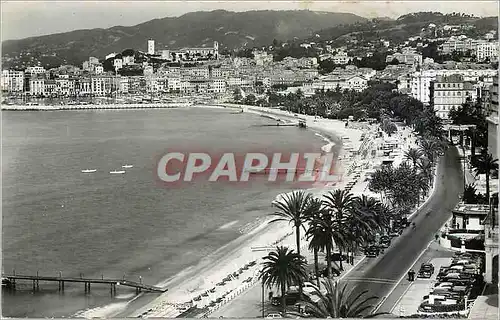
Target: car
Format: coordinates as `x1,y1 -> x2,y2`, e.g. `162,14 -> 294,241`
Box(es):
379,236 -> 391,248
266,313 -> 282,319
418,263 -> 435,278
365,246 -> 380,258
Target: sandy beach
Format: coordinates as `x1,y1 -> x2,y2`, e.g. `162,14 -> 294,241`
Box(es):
74,103 -> 419,319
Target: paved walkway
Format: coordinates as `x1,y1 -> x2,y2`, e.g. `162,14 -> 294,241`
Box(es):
468,294 -> 498,320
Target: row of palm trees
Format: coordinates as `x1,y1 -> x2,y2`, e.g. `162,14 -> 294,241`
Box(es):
259,189 -> 392,317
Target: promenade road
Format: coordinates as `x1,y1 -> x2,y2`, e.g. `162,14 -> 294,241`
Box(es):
342,146 -> 464,315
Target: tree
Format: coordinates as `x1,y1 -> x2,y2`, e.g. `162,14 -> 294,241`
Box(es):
260,246 -> 307,314
304,198 -> 327,288
233,88 -> 242,102
462,183 -> 487,204
306,208 -> 338,279
271,191 -> 317,296
322,190 -> 355,270
297,279 -> 388,318
368,166 -> 393,203
349,195 -> 385,256
404,148 -> 424,170
472,150 -> 499,204
244,94 -> 256,105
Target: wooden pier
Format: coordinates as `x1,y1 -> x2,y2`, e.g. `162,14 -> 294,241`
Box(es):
2,273 -> 167,294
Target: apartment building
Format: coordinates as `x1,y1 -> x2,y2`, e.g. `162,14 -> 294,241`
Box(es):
1,70 -> 24,92
25,66 -> 46,76
410,63 -> 497,104
91,77 -> 112,96
29,78 -> 45,96
476,42 -> 499,62
55,77 -> 75,96
385,51 -> 423,65
438,37 -> 485,54
430,75 -> 476,119
332,51 -> 350,65
208,78 -> 227,94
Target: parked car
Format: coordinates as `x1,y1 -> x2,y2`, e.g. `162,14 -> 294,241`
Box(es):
266,314 -> 282,319
272,292 -> 301,306
418,263 -> 435,278
365,246 -> 380,258
379,236 -> 391,248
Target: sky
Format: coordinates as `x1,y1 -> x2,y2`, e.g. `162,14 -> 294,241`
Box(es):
1,1 -> 499,41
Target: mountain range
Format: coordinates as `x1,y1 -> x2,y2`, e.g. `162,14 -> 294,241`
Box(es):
2,10 -> 366,67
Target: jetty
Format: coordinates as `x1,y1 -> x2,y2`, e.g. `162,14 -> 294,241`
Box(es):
2,273 -> 167,294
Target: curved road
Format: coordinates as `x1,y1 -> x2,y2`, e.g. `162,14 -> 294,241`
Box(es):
342,146 -> 464,315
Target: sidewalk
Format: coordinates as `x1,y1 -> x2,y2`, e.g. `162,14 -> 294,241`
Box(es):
392,257 -> 452,317
468,294 -> 499,320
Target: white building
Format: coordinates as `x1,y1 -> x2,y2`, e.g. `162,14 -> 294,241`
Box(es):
476,42 -> 499,62
1,70 -> 24,92
386,52 -> 422,65
123,56 -> 135,66
91,77 -> 111,96
29,78 -> 45,96
148,39 -> 155,55
332,52 -> 350,65
94,65 -> 104,75
161,50 -> 171,60
113,59 -> 123,70
118,77 -> 129,93
208,78 -> 227,93
25,66 -> 46,75
430,75 -> 476,119
410,64 -> 497,104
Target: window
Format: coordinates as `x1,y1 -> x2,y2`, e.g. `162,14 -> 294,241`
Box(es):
457,91 -> 461,96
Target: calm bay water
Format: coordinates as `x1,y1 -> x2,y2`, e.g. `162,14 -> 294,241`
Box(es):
2,108 -> 329,317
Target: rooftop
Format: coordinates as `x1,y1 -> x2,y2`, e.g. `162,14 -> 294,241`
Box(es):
452,203 -> 490,216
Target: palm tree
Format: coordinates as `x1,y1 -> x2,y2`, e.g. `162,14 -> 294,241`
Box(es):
296,279 -> 388,318
304,198 -> 325,288
271,191 -> 315,257
415,172 -> 430,205
271,191 -> 317,297
323,190 -> 355,271
349,195 -> 383,261
418,158 -> 434,187
404,148 -> 423,170
419,138 -> 446,166
306,210 -> 339,280
472,150 -> 499,204
260,246 -> 307,315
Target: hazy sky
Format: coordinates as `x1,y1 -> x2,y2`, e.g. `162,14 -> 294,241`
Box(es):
2,1 -> 499,41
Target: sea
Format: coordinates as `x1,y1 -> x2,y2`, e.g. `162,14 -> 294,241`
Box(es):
1,107 -> 336,318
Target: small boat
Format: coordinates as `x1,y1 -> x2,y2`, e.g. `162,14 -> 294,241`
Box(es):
109,170 -> 126,174
81,169 -> 97,173
121,165 -> 133,168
